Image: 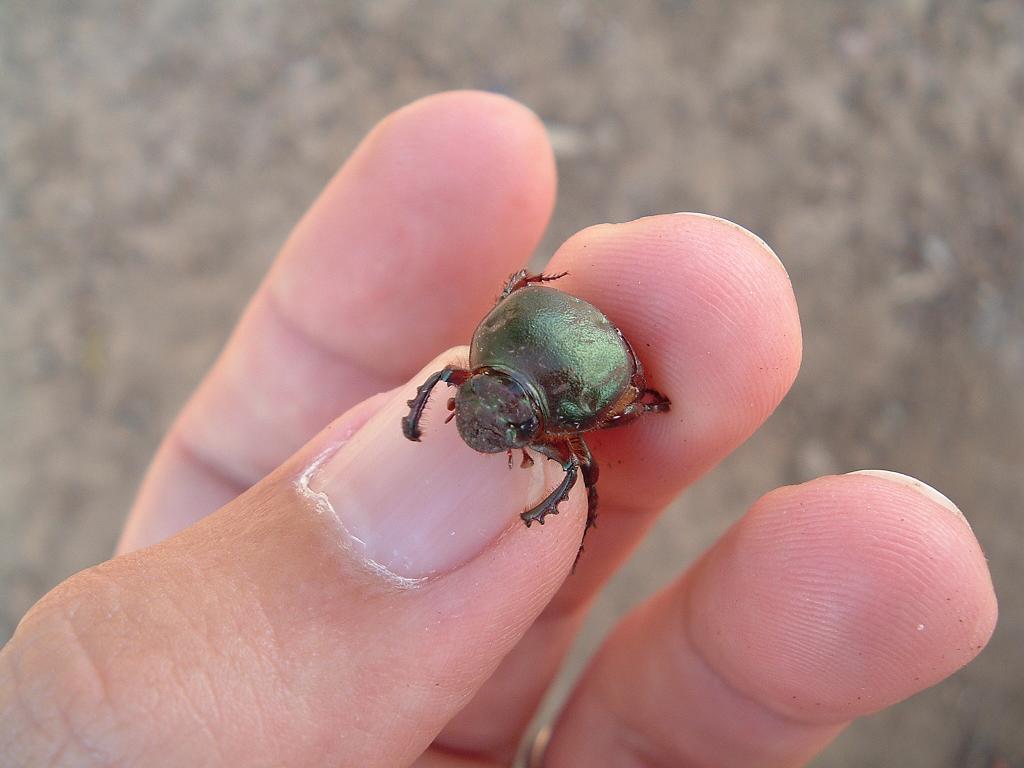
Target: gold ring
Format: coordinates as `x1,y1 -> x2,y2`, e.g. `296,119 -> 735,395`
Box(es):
522,724 -> 552,768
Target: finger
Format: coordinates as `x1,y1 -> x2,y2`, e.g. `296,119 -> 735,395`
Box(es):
435,213 -> 802,760
541,472 -> 998,767
119,90 -> 556,552
0,350 -> 588,768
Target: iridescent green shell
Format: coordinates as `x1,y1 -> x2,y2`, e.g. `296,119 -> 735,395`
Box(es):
469,286 -> 634,433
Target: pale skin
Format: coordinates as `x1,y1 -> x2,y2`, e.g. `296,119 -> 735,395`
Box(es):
0,92 -> 997,767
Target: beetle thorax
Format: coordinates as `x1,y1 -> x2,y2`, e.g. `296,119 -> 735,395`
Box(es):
454,370 -> 542,454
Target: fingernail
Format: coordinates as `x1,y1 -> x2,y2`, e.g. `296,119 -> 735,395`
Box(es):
308,356 -> 567,579
847,470 -> 969,527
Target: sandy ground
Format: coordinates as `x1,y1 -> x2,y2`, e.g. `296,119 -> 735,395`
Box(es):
2,2 -> 1022,765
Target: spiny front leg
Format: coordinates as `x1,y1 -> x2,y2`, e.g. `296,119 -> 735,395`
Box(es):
501,269 -> 569,299
520,441 -> 578,527
401,366 -> 469,441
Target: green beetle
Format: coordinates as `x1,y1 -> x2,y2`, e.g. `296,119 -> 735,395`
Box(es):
402,270 -> 670,552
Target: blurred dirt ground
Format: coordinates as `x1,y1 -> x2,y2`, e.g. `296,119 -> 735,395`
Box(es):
2,2 -> 1022,765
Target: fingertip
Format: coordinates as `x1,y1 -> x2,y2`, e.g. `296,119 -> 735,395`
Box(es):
672,212 -> 792,280
644,212 -> 804,412
686,473 -> 997,723
548,213 -> 803,503
387,88 -> 552,145
367,89 -> 557,222
566,212 -> 802,405
847,469 -> 970,527
272,89 -> 558,374
835,472 -> 998,646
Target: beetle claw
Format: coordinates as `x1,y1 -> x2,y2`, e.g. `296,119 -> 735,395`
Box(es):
400,416 -> 421,441
520,505 -> 559,527
520,487 -> 570,527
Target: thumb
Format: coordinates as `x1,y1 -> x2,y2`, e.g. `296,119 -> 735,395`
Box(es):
0,348 -> 585,768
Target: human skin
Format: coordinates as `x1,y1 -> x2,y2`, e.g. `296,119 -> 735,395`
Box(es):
0,91 -> 997,767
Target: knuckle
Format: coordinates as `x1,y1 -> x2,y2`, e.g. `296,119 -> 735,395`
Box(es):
1,570 -> 128,766
1,554 -> 294,766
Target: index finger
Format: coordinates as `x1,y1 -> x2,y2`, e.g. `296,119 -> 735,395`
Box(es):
119,91 -> 556,552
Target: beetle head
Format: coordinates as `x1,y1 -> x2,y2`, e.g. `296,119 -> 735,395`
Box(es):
454,369 -> 542,454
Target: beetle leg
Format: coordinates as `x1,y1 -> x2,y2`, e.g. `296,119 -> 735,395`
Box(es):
598,404 -> 645,429
501,269 -> 569,299
401,366 -> 470,441
520,441 -> 578,527
598,404 -> 643,429
640,388 -> 671,412
520,449 -> 535,469
597,388 -> 672,430
567,437 -> 599,527
567,436 -> 599,569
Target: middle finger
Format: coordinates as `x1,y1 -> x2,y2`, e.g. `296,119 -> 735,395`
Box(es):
430,213 -> 803,762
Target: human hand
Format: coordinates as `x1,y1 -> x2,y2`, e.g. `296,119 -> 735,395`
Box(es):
0,91 -> 997,767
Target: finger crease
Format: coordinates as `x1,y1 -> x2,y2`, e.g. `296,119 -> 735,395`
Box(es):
171,431 -> 257,494
678,599 -> 840,732
263,286 -> 404,384
426,740 -> 507,768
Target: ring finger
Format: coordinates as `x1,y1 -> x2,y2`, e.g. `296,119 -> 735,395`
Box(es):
541,472 -> 997,767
